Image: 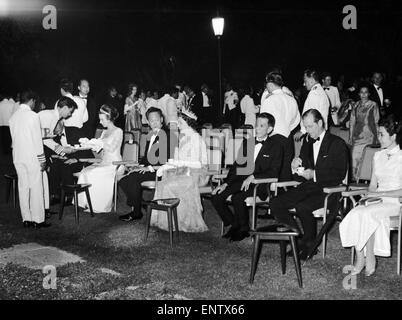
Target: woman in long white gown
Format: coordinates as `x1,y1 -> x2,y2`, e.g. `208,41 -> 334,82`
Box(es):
77,105 -> 123,213
339,114 -> 402,276
150,109 -> 209,232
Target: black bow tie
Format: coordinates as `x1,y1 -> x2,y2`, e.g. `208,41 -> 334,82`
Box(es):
310,136 -> 321,143
324,87 -> 330,90
376,86 -> 381,90
255,139 -> 266,145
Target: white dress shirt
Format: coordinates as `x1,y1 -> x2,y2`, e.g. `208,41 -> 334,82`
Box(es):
240,95 -> 259,127
260,89 -> 300,137
301,83 -> 330,132
223,90 -> 239,114
0,98 -> 16,126
254,137 -> 266,162
323,85 -> 341,125
312,130 -> 326,182
146,97 -> 158,110
54,93 -> 88,128
373,84 -> 384,106
157,94 -> 171,118
38,108 -> 68,155
165,96 -> 178,124
260,86 -> 294,105
9,104 -> 44,165
202,92 -> 210,107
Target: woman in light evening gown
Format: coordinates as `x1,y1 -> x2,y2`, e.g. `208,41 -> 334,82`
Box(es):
124,83 -> 142,131
349,83 -> 380,180
339,114 -> 402,276
76,105 -> 123,213
150,109 -> 209,233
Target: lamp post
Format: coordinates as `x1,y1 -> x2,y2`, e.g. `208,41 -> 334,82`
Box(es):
212,16 -> 224,116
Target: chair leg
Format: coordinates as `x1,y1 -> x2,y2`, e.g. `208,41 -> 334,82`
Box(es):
322,233 -> 327,259
144,205 -> 152,242
59,189 -> 65,220
221,222 -> 225,236
5,178 -> 11,204
85,188 -> 94,217
351,247 -> 355,265
173,207 -> 179,241
167,208 -> 174,249
73,191 -> 79,224
249,235 -> 262,284
113,179 -> 117,212
290,236 -> 303,288
12,179 -> 17,208
397,229 -> 401,275
280,240 -> 287,275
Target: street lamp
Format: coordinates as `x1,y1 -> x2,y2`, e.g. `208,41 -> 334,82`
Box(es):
212,16 -> 224,116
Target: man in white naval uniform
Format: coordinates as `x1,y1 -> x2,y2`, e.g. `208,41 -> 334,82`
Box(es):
295,69 -> 330,141
9,90 -> 50,228
321,72 -> 341,126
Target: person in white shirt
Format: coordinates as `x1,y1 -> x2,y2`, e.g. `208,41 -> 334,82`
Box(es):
295,69 -> 330,141
261,72 -> 300,138
0,93 -> 17,154
174,84 -> 186,112
39,97 -> 80,202
157,87 -> 178,127
138,91 -> 148,126
261,72 -> 301,181
322,72 -> 341,126
9,90 -> 50,228
240,87 -> 259,127
55,79 -> 88,145
145,90 -> 159,110
223,84 -> 240,130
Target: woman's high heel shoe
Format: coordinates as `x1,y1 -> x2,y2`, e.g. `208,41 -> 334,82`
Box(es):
365,259 -> 376,277
350,258 -> 366,276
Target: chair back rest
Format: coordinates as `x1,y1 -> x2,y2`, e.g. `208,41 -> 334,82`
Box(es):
207,148 -> 222,172
124,131 -> 135,144
139,133 -> 149,158
357,144 -> 380,182
202,123 -> 213,129
122,142 -> 139,162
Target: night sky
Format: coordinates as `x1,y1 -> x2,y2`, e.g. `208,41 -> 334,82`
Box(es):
1,0 -> 402,104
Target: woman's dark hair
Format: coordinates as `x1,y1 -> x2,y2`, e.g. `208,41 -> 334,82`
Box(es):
357,81 -> 371,95
99,104 -> 119,122
59,78 -> 74,93
127,83 -> 138,97
180,112 -> 198,130
378,114 -> 402,144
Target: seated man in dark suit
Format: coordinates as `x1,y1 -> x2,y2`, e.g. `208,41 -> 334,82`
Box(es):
211,113 -> 287,242
270,108 -> 348,259
118,107 -> 169,221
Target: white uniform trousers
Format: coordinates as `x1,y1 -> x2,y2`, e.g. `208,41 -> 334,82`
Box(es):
14,162 -> 45,223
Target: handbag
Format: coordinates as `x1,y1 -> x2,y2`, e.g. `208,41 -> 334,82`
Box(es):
358,197 -> 383,207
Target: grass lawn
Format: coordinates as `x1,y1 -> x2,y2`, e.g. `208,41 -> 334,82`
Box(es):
0,154 -> 401,300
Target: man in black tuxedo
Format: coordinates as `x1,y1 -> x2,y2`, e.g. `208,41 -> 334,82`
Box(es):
370,72 -> 393,117
211,113 -> 287,242
269,108 -> 348,259
104,86 -> 124,130
78,79 -> 100,139
118,107 -> 169,221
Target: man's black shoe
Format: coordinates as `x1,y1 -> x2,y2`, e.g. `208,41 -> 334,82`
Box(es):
222,227 -> 237,239
23,221 -> 33,228
49,196 -> 60,206
45,209 -> 57,219
119,213 -> 134,222
33,222 -> 51,229
230,230 -> 250,242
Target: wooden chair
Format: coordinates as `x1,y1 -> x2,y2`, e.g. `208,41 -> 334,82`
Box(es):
59,183 -> 94,224
144,198 -> 180,248
4,173 -> 18,208
112,142 -> 139,211
249,224 -> 302,288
